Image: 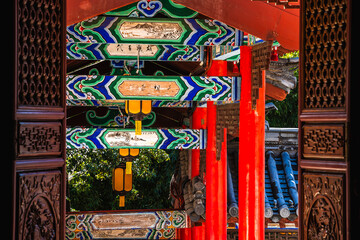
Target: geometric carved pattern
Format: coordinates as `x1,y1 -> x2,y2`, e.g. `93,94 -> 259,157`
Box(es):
302,173 -> 344,240
251,41 -> 272,109
18,171 -> 61,240
303,0 -> 347,110
17,0 -> 63,107
18,122 -> 62,157
302,124 -> 345,160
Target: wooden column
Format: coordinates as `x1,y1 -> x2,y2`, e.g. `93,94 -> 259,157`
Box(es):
299,0 -> 352,239
191,107 -> 207,240
238,46 -> 265,240
205,101 -> 227,240
12,0 -> 67,239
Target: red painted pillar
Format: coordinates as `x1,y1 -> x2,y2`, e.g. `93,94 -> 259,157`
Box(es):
207,60 -> 228,76
238,46 -> 265,240
205,101 -> 227,240
191,107 -> 207,240
178,227 -> 191,240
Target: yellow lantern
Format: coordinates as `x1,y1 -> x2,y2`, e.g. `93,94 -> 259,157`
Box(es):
112,162 -> 133,207
125,100 -> 152,135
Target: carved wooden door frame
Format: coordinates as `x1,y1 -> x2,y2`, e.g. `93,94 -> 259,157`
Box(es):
12,0 -> 66,239
299,0 -> 353,239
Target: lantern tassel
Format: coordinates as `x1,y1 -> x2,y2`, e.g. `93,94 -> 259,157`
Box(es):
126,162 -> 132,175
119,195 -> 125,207
135,120 -> 142,135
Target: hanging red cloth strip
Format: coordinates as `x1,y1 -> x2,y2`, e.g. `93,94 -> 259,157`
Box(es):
238,46 -> 265,240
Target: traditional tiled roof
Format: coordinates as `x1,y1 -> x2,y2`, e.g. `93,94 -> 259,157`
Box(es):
227,128 -> 298,226
265,151 -> 298,220
264,128 -> 298,223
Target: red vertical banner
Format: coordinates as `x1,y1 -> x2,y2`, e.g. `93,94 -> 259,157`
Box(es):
238,46 -> 265,240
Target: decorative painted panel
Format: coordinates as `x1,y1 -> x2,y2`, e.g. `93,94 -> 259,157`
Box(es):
67,43 -> 202,61
302,173 -> 344,240
66,99 -> 194,107
302,0 -> 347,111
66,16 -> 239,46
65,210 -> 187,239
302,124 -> 345,160
18,122 -> 62,157
66,75 -> 233,101
66,128 -> 206,149
85,109 -> 156,128
105,0 -> 199,18
18,171 -> 62,240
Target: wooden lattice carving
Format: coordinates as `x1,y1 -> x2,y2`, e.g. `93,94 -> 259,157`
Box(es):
17,0 -> 63,107
303,0 -> 347,110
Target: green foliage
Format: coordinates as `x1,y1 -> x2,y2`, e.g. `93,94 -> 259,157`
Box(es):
265,85 -> 298,128
66,149 -> 176,211
265,51 -> 299,128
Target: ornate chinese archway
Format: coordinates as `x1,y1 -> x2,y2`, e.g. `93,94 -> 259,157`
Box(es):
10,0 -> 357,239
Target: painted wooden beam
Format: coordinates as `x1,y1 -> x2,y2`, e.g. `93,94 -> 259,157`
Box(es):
66,16 -> 239,46
65,210 -> 188,239
66,106 -> 188,128
66,75 -> 234,101
67,43 -> 203,61
173,0 -> 299,50
66,99 -> 197,107
66,128 -> 206,149
104,0 -> 199,18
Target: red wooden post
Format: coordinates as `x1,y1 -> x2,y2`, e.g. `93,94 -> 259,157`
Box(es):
238,46 -> 265,240
178,227 -> 191,240
191,107 -> 207,240
205,101 -> 227,240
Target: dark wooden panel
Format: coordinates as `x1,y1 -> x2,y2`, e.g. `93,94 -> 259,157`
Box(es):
13,0 -> 66,239
302,123 -> 345,160
16,0 -> 64,108
299,0 -> 351,239
17,170 -> 62,240
302,172 -> 345,240
300,0 -> 348,113
17,122 -> 62,157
